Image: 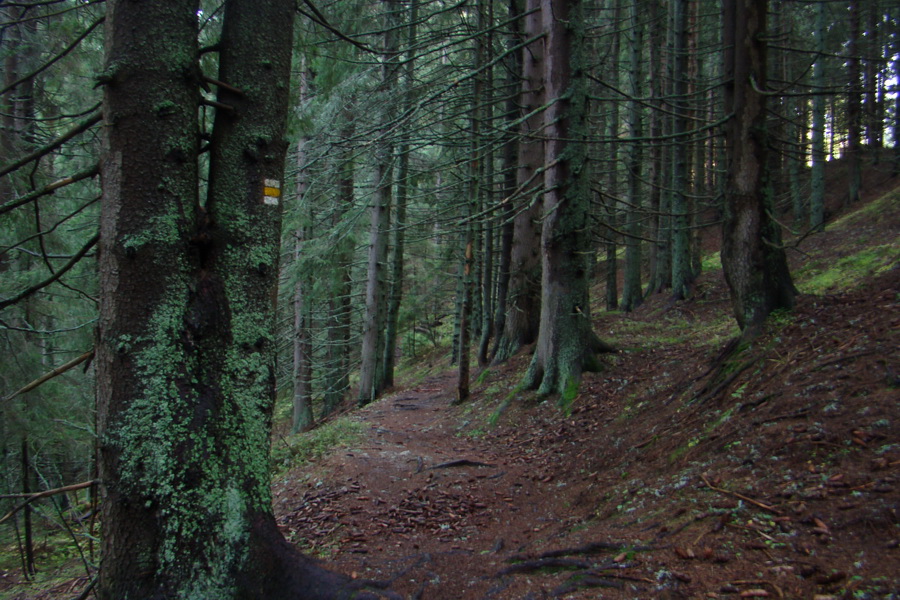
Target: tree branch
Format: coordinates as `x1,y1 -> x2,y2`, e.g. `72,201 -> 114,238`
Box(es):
0,480 -> 97,526
0,16 -> 104,97
0,232 -> 98,310
2,349 -> 94,404
0,109 -> 101,179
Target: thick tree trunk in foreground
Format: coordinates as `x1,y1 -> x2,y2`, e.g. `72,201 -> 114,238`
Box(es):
522,0 -> 613,402
720,0 -> 795,335
97,1 -> 380,598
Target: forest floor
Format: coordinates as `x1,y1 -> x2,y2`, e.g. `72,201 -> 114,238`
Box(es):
269,175 -> 900,598
2,164 -> 898,599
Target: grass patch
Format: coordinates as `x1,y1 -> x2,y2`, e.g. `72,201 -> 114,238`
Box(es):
829,185 -> 899,230
272,416 -> 364,472
474,367 -> 492,386
701,251 -> 722,272
796,244 -> 897,295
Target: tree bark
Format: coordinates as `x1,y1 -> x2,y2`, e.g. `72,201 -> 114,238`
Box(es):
358,0 -> 399,405
720,0 -> 796,335
619,0 -> 644,312
97,1 -> 380,597
492,0 -> 544,364
522,0 -> 613,402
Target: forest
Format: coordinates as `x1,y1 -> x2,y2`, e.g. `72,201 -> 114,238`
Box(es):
0,0 -> 898,598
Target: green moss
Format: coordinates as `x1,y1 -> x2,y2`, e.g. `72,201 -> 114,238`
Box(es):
797,244 -> 897,294
559,374 -> 580,414
474,368 -> 492,386
155,99 -> 179,116
272,417 -> 364,471
701,251 -> 722,272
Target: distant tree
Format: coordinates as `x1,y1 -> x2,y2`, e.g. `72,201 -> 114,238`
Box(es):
492,0 -> 544,363
358,0 -> 401,406
383,0 -> 419,388
619,0 -> 645,312
670,0 -> 693,301
809,0 -> 828,232
846,0 -> 862,205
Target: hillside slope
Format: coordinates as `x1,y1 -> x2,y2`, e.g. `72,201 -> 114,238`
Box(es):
271,182 -> 899,599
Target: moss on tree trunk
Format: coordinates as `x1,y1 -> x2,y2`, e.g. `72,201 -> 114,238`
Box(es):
97,1 -> 385,598
521,0 -> 614,402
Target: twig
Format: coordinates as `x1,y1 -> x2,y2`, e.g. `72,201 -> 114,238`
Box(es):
0,163 -> 99,217
814,349 -> 879,371
429,459 -> 494,469
497,557 -> 593,576
2,350 -> 94,404
731,579 -> 784,598
0,480 -> 97,526
700,474 -> 781,515
0,110 -> 102,178
71,575 -> 98,600
0,233 -> 98,310
201,74 -> 244,96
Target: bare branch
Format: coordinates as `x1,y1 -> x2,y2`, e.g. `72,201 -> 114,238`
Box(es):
0,164 -> 99,216
0,480 -> 97,526
0,108 -> 101,179
0,16 -> 105,97
2,349 -> 94,404
0,232 -> 98,310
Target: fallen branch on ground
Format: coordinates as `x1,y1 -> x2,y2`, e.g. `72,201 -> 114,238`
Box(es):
700,474 -> 781,515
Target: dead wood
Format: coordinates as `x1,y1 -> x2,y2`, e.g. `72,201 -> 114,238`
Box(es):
429,459 -> 495,469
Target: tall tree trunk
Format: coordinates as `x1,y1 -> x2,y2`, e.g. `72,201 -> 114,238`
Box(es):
490,0 -> 522,361
846,0 -> 862,206
644,0 -> 667,296
603,0 -> 623,311
670,0 -> 692,300
720,0 -> 796,336
383,0 -> 418,389
493,0 -> 544,363
809,0 -> 827,232
523,0 -> 614,402
97,1 -> 375,597
862,0 -> 880,153
324,130 -> 355,417
478,0 -> 496,365
358,1 -> 399,405
619,0 -> 644,312
458,0 -> 486,401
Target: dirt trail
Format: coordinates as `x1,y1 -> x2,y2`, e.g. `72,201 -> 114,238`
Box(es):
272,273 -> 900,599
273,373 -> 626,599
